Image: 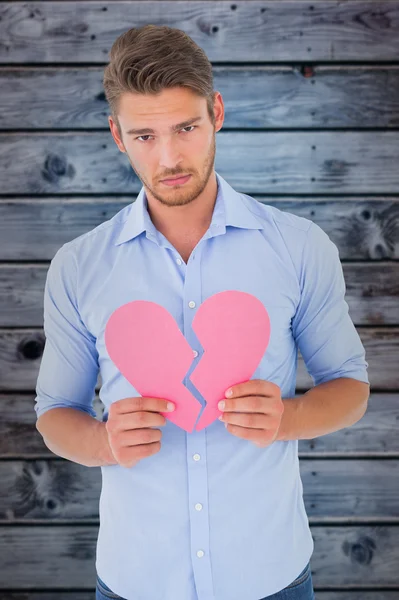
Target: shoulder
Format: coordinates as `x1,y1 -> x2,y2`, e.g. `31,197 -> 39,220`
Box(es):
238,193 -> 337,283
239,192 -> 314,236
240,192 -> 336,253
54,202 -> 133,259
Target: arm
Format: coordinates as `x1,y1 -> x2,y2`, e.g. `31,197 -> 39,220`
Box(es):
280,222 -> 370,441
276,377 -> 369,441
34,245 -> 116,467
37,408 -> 117,467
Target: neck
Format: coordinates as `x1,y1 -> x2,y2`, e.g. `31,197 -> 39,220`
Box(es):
145,171 -> 218,239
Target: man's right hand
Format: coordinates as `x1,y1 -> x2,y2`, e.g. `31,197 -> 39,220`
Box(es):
105,397 -> 175,468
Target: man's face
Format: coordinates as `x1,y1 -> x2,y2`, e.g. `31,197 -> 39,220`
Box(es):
108,87 -> 224,207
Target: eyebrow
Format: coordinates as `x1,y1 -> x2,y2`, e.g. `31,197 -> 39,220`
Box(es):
126,116 -> 203,136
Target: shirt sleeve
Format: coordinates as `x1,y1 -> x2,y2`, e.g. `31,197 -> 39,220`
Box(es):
34,245 -> 99,420
291,222 -> 370,387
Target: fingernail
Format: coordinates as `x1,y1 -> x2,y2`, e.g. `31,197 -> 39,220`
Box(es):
218,401 -> 225,410
167,402 -> 175,411
225,389 -> 233,397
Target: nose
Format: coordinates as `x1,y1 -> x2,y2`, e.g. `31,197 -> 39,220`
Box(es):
158,138 -> 184,171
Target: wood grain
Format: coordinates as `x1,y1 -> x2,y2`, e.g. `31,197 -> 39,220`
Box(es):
0,456 -> 397,522
1,392 -> 397,458
0,262 -> 397,326
1,66 -> 399,129
2,132 -> 399,194
0,198 -> 398,260
1,0 -> 398,594
1,2 -> 399,63
0,524 -> 398,587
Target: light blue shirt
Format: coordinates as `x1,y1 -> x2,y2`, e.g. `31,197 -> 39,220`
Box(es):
34,171 -> 369,600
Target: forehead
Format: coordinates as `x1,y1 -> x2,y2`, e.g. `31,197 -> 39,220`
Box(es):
117,87 -> 207,130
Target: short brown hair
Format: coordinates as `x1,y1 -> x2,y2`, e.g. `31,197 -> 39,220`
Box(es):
103,24 -> 216,135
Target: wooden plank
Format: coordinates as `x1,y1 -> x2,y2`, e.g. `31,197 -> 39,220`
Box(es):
0,457 -> 398,522
1,392 -> 398,458
343,264 -> 399,326
0,459 -> 102,522
0,592 -> 396,600
2,65 -> 399,130
0,263 -> 397,327
0,594 -> 93,600
299,393 -> 399,456
314,596 -> 399,600
2,392 -> 396,458
2,132 -> 399,194
0,394 -> 104,458
315,596 -> 399,600
297,328 -> 398,391
0,198 -> 398,261
2,594 -> 397,600
0,327 -> 392,391
0,524 -> 398,587
0,525 -> 98,587
270,199 -> 399,261
1,2 -> 399,63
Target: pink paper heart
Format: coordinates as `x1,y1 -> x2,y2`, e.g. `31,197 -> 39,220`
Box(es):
104,300 -> 202,432
191,291 -> 271,431
104,291 -> 271,432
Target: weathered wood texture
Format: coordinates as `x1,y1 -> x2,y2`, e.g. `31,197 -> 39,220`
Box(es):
2,131 -> 399,194
1,455 -> 398,521
0,198 -> 398,260
0,392 -> 397,457
1,2 -> 399,63
1,524 -> 399,588
1,1 -> 398,597
0,263 -> 398,326
0,327 -> 395,390
1,66 -> 399,130
2,595 -> 396,600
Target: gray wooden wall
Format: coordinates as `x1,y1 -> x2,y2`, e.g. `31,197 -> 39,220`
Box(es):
1,1 -> 399,598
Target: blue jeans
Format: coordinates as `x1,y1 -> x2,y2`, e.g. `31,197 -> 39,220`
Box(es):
96,562 -> 315,599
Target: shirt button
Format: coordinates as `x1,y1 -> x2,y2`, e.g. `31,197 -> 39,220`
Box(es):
188,301 -> 196,309
193,454 -> 201,461
176,258 -> 182,265
193,350 -> 198,357
195,503 -> 203,511
197,550 -> 205,558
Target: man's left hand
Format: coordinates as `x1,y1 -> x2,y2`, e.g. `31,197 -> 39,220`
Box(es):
218,379 -> 284,448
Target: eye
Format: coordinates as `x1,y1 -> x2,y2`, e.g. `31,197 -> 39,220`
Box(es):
135,125 -> 197,142
181,125 -> 196,133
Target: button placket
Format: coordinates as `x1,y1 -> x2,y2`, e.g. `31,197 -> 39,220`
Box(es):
182,242 -> 215,599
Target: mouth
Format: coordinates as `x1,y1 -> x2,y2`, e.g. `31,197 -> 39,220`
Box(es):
161,174 -> 191,186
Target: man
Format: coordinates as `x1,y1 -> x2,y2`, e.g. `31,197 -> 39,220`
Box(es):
34,24 -> 370,600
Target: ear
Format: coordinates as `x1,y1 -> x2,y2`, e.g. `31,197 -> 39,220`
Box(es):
213,91 -> 225,133
108,116 -> 126,153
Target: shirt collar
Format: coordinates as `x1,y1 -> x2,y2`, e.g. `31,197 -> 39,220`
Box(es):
114,171 -> 263,246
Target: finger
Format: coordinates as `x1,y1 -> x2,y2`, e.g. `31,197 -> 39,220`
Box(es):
114,411 -> 167,430
119,427 -> 162,446
118,441 -> 161,465
115,397 -> 175,414
224,423 -> 266,444
226,379 -> 280,399
221,395 -> 269,414
221,411 -> 271,429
